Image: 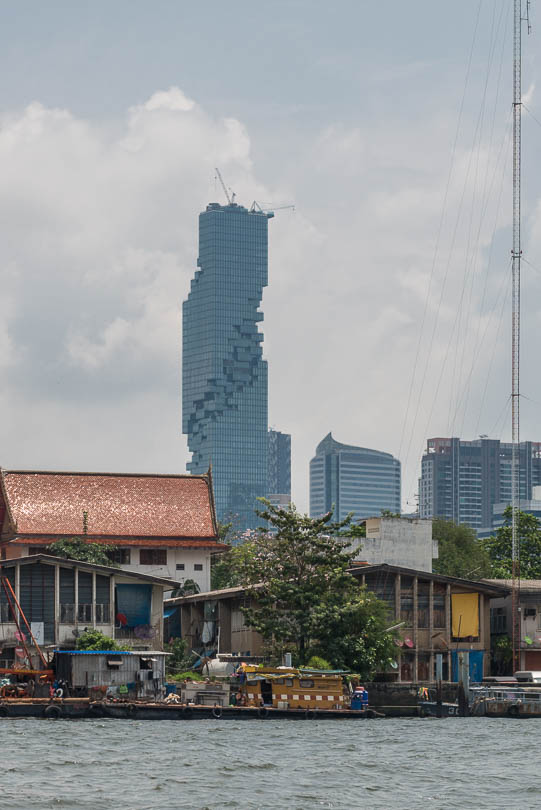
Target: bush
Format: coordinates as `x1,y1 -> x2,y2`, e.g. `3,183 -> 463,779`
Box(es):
168,671 -> 204,682
306,656 -> 332,670
76,628 -> 126,651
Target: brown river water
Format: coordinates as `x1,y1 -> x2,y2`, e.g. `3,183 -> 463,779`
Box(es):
1,716 -> 538,809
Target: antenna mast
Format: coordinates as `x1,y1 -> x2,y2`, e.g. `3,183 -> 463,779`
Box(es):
511,0 -> 530,673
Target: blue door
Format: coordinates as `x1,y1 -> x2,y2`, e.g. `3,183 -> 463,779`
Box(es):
451,650 -> 484,682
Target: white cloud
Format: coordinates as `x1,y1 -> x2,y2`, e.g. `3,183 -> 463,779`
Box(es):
0,84 -> 539,517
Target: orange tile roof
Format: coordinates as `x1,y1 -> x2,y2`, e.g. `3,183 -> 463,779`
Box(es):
14,536 -> 228,550
1,470 -> 219,540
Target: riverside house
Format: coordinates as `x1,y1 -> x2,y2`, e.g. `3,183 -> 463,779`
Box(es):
0,468 -> 228,592
0,554 -> 176,669
164,564 -> 507,683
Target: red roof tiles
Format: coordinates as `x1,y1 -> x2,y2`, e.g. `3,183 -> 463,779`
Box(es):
1,470 -> 219,541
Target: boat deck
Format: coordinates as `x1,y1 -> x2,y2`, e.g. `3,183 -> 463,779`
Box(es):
0,698 -> 384,720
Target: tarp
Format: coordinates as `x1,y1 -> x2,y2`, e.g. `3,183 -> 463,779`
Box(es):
163,608 -> 177,619
451,593 -> 479,637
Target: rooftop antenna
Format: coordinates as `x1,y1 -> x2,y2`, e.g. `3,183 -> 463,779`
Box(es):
511,0 -> 531,673
214,167 -> 235,205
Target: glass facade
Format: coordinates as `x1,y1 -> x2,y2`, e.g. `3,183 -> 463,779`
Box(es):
267,429 -> 291,497
182,202 -> 271,531
309,432 -> 401,521
419,437 -> 541,531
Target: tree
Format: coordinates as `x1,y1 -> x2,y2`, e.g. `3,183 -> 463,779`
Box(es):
76,628 -> 125,651
481,507 -> 541,579
432,519 -> 491,579
237,500 -> 395,676
211,543 -> 258,590
170,579 -> 201,598
47,536 -> 117,566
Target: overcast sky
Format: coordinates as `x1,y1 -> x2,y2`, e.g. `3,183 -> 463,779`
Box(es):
1,1 -> 541,513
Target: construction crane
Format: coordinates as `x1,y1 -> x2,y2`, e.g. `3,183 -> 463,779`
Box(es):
249,201 -> 295,215
214,167 -> 236,205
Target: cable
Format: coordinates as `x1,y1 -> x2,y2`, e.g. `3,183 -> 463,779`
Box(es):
396,0 -> 483,464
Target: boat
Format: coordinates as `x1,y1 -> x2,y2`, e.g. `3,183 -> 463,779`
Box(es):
469,686 -> 541,718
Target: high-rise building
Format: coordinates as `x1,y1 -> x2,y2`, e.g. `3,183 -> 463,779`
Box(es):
267,429 -> 291,500
309,432 -> 401,521
419,437 -> 541,531
183,201 -> 272,531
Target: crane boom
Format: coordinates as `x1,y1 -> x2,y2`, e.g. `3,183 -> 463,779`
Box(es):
215,167 -> 232,205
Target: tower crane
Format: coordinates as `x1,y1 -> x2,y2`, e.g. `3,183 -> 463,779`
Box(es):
214,167 -> 236,205
249,201 -> 295,215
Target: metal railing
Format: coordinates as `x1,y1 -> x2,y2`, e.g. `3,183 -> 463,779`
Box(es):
60,604 -> 110,624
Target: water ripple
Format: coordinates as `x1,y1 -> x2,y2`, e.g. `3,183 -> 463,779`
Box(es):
1,717 -> 540,809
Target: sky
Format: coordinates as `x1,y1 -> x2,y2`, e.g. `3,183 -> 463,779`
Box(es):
1,0 -> 541,513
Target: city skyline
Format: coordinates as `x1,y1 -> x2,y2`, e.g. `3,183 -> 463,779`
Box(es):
0,4 -> 541,513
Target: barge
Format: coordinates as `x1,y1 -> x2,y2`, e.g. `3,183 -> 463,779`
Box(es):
0,697 -> 383,720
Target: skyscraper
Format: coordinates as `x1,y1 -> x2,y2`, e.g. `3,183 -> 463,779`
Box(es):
419,437 -> 541,531
267,429 -> 291,499
309,432 -> 401,521
182,201 -> 271,531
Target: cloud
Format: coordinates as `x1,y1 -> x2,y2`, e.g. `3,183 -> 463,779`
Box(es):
1,84 -> 539,516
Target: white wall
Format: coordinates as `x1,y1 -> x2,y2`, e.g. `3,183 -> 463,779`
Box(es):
118,547 -> 212,592
350,517 -> 435,573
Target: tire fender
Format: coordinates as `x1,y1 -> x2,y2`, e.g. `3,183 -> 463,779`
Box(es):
44,704 -> 63,720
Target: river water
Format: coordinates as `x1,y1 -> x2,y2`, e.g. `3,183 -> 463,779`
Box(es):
1,717 -> 538,809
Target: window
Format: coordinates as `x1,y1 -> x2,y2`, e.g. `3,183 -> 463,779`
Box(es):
107,549 -> 131,565
194,563 -> 203,571
418,582 -> 430,629
298,679 -> 314,689
433,584 -> 446,628
400,577 -> 414,625
139,549 -> 167,566
176,563 -> 185,571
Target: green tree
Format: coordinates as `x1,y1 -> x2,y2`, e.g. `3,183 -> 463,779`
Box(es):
76,628 -> 125,651
432,519 -> 491,579
170,579 -> 201,598
481,507 -> 541,578
237,500 -> 395,676
47,536 -> 117,566
211,543 -> 258,590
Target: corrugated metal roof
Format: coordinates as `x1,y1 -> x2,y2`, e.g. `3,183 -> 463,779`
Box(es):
0,554 -> 179,587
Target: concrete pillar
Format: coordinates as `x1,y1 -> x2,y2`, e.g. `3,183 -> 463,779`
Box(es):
54,563 -> 60,644
110,575 -> 115,632
429,580 -> 434,681
92,571 -> 96,628
218,600 -> 232,654
413,576 -> 418,681
395,574 -> 401,621
74,569 -> 79,626
446,583 -> 452,680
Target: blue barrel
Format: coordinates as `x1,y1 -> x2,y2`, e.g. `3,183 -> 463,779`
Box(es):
165,683 -> 177,696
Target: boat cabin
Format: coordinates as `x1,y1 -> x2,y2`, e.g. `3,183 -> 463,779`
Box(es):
238,666 -> 345,710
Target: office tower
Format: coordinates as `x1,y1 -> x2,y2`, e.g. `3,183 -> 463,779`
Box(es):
419,437 -> 541,531
183,201 -> 271,531
309,432 -> 401,521
267,429 -> 291,500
